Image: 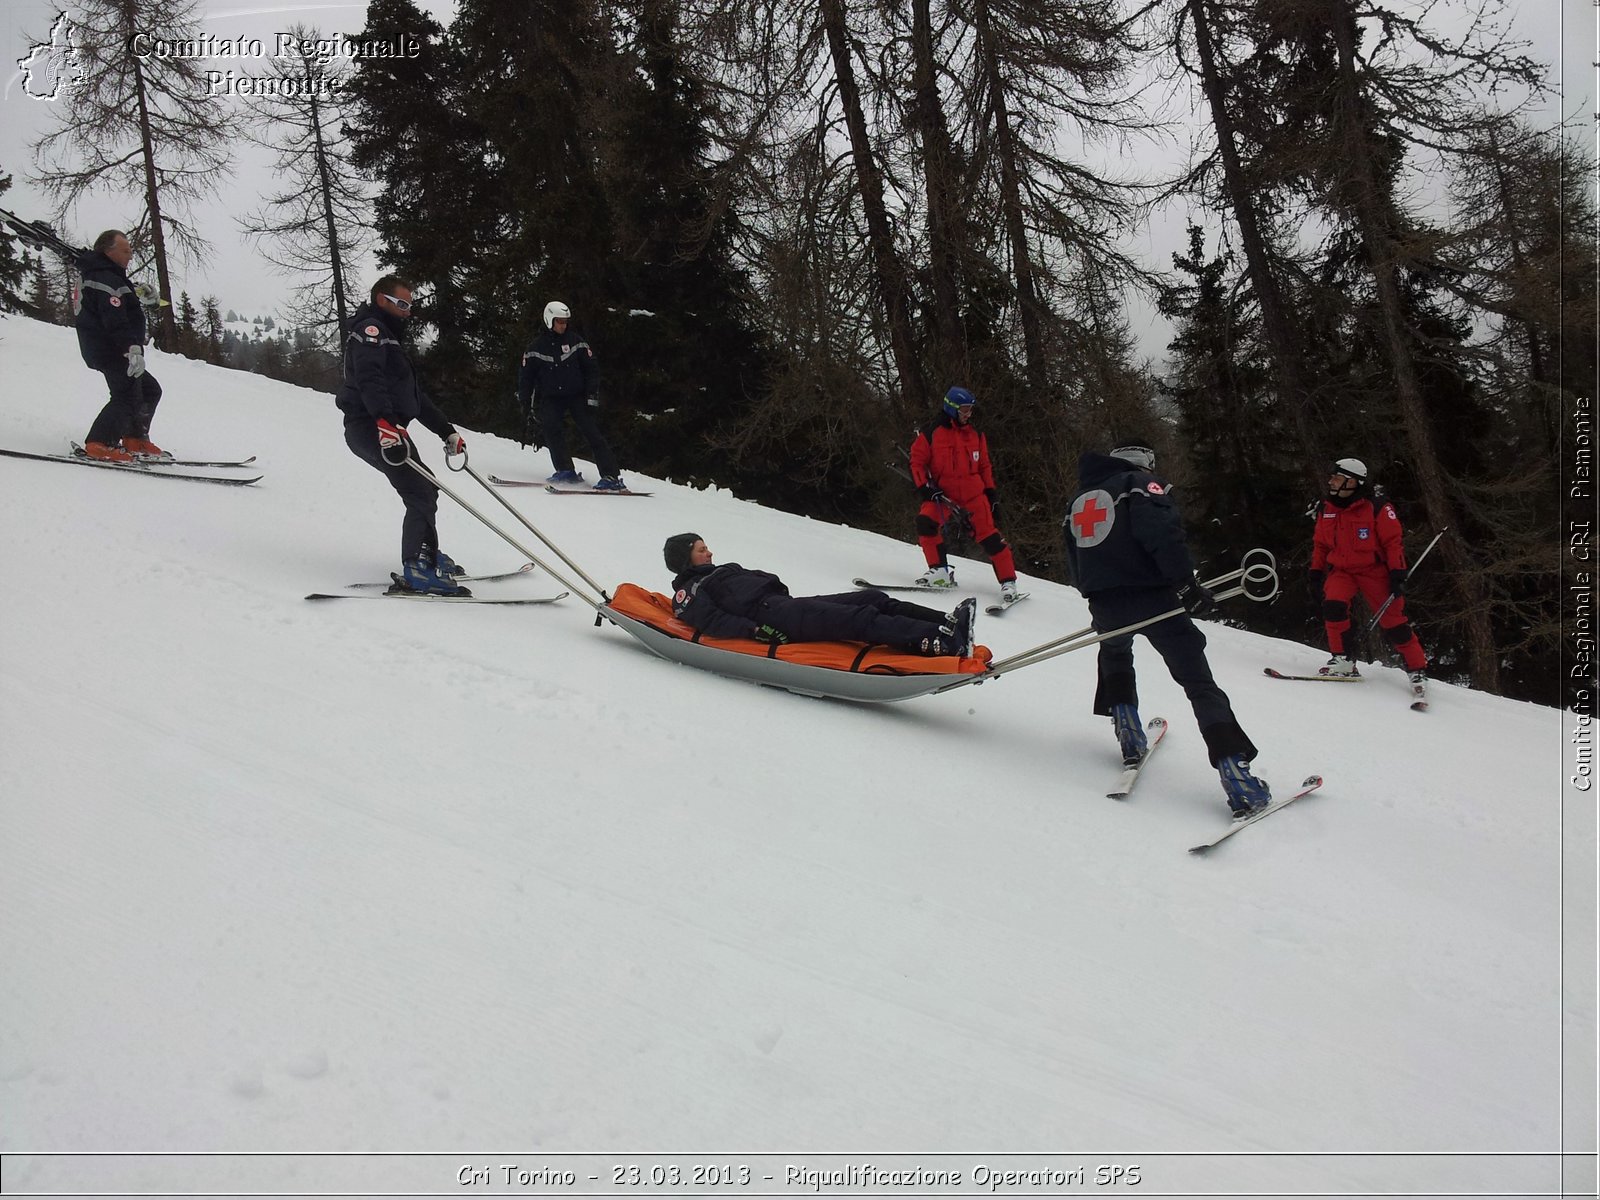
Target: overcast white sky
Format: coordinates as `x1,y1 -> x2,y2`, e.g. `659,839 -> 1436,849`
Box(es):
0,0 -> 1590,360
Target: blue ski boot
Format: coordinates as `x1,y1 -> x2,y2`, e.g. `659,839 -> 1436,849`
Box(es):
547,469 -> 584,485
434,550 -> 466,579
1219,754 -> 1272,818
592,475 -> 626,492
396,547 -> 472,596
1111,703 -> 1147,766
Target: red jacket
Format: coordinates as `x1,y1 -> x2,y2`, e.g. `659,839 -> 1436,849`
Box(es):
1312,494 -> 1408,574
910,415 -> 995,504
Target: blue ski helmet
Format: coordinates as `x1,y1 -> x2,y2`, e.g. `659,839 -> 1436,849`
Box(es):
943,386 -> 977,418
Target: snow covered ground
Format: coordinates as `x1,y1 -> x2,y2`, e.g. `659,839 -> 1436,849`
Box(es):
0,314 -> 1585,1198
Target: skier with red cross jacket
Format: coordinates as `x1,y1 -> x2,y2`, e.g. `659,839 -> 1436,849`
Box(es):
907,386 -> 1020,601
1063,439 -> 1270,818
1309,457 -> 1429,686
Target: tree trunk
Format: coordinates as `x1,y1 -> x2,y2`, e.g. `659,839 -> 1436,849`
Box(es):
122,0 -> 174,345
820,0 -> 926,420
910,0 -> 965,382
1188,0 -> 1319,485
308,87 -> 349,336
1328,4 -> 1499,689
971,0 -> 1046,396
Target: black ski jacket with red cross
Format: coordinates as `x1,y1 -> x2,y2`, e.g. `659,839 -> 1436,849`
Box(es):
1062,452 -> 1195,596
73,250 -> 145,371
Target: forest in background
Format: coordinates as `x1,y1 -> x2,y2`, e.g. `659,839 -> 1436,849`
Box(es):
1,0 -> 1591,706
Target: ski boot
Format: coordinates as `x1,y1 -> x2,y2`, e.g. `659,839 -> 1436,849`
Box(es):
81,440 -> 134,463
941,597 -> 977,658
547,469 -> 584,485
393,547 -> 472,596
434,550 -> 467,579
915,565 -> 956,588
1219,754 -> 1272,818
592,476 -> 626,492
1000,579 -> 1020,603
1318,655 -> 1359,677
1110,703 -> 1147,767
123,436 -> 171,461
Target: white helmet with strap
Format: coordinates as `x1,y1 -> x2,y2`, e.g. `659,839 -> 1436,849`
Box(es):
543,301 -> 571,329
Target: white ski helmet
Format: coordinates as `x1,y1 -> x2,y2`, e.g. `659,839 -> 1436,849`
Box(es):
1332,457 -> 1368,481
543,301 -> 571,329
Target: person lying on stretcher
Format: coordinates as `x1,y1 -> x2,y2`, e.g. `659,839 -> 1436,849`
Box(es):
662,532 -> 975,657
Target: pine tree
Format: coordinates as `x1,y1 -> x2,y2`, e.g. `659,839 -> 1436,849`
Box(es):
202,296 -> 224,365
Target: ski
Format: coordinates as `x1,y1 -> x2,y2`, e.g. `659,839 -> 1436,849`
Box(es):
1262,667 -> 1364,683
72,443 -> 256,469
0,446 -> 261,486
305,589 -> 568,605
1107,717 -> 1169,798
852,578 -> 963,594
543,484 -> 652,496
1189,775 -> 1325,854
342,562 -> 537,590
984,592 -> 1030,616
485,475 -> 652,495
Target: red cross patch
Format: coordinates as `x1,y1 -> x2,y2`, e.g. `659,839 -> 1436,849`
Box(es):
1069,489 -> 1115,547
108,296 -> 121,307
1147,481 -> 1165,495
364,325 -> 380,336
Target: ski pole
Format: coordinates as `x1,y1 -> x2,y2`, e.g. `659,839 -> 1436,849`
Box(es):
445,453 -> 610,601
1366,526 -> 1448,632
384,440 -> 605,610
986,549 -> 1280,677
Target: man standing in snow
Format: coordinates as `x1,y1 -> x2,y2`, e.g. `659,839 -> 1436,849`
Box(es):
335,276 -> 470,596
1308,457 -> 1429,690
908,386 -> 1020,600
516,300 -> 625,491
1063,438 -> 1270,818
75,230 -> 165,463
664,532 -> 977,657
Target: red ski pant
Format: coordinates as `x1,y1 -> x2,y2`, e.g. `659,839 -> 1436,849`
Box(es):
917,495 -> 1016,582
1322,567 -> 1426,670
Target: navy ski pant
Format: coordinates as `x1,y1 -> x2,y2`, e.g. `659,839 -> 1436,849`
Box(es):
755,590 -> 948,652
1087,586 -> 1255,766
85,368 -> 161,446
538,393 -> 619,479
345,419 -> 439,563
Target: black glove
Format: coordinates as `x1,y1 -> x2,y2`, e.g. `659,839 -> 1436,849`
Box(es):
753,623 -> 790,644
1177,578 -> 1218,618
918,482 -> 947,504
985,487 -> 1001,521
1308,569 -> 1326,603
1389,568 -> 1408,596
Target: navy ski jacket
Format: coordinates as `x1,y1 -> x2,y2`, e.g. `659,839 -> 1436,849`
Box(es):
1063,452 -> 1196,596
670,563 -> 787,640
74,250 -> 145,371
334,302 -> 454,436
517,325 -> 598,410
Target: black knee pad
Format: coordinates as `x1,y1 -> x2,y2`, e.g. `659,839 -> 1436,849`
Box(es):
1321,598 -> 1350,623
915,515 -> 941,538
1382,621 -> 1415,647
980,532 -> 1007,556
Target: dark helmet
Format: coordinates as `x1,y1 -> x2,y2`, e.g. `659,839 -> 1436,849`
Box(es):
663,531 -> 703,574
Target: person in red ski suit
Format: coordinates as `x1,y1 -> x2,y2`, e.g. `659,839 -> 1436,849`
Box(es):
908,386 -> 1019,599
1309,457 -> 1428,682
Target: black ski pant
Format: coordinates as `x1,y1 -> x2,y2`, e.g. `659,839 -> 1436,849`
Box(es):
1087,586 -> 1256,766
85,368 -> 161,446
755,590 -> 949,652
538,393 -> 619,479
345,419 -> 440,563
